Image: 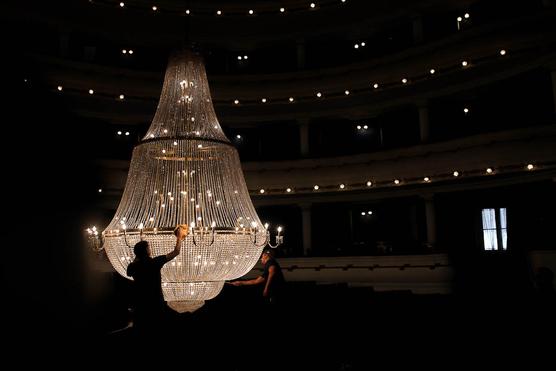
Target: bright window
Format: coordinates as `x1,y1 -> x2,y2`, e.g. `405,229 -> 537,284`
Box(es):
481,208 -> 507,250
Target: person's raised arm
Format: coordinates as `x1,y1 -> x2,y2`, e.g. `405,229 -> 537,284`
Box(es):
166,229 -> 185,261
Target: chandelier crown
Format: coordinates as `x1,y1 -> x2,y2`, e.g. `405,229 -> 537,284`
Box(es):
143,49 -> 230,143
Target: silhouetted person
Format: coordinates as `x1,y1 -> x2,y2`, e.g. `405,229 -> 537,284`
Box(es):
229,249 -> 286,307
126,226 -> 186,334
533,267 -> 556,310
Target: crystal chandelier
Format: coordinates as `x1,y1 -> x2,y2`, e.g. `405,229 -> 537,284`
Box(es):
86,50 -> 283,312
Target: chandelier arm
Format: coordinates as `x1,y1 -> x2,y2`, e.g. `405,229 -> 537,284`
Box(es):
250,231 -> 270,248
267,234 -> 284,249
191,228 -> 215,247
123,229 -> 133,248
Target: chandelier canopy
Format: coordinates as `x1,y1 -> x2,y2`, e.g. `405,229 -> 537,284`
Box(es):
94,50 -> 279,312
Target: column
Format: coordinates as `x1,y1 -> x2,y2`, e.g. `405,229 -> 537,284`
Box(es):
412,15 -> 424,44
300,203 -> 312,256
417,100 -> 430,143
551,70 -> 556,117
423,194 -> 437,251
58,28 -> 70,57
298,119 -> 310,157
296,39 -> 306,70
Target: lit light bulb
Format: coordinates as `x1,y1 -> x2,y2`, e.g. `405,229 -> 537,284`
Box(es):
462,60 -> 468,67
197,144 -> 203,148
367,211 -> 373,215
216,200 -> 221,205
339,184 -> 345,189
211,221 -> 216,228
125,132 -> 129,136
57,85 -> 63,91
89,89 -> 94,94
251,221 -> 257,228
164,129 -> 168,133
234,99 -> 239,104
361,42 -> 366,47
277,226 -> 283,233
264,223 -> 269,229
527,164 -> 534,170
152,6 -> 157,11
138,223 -> 144,229
236,134 -> 241,139
424,177 -> 430,182
457,16 -> 462,22
345,90 -> 350,95
216,10 -> 222,15
310,3 -> 316,8
280,7 -> 285,12
366,181 -> 372,187
373,83 -> 379,89
357,125 -> 361,130
499,49 -> 506,56
149,217 -> 154,222
486,168 -> 493,174
430,69 -> 435,74
128,50 -> 133,55
150,134 -> 154,138
361,212 -> 366,216
248,10 -> 254,15
316,92 -> 322,98
394,179 -> 400,184
98,188 -> 102,193
174,141 -> 178,145
119,2 -> 124,8
117,131 -> 122,135
237,56 -> 242,61
464,13 -> 470,19
289,97 -> 294,102
363,125 -> 368,129
453,171 -> 459,177
261,98 -> 267,103
464,108 -> 469,114
402,78 -> 407,84
286,188 -> 292,193
260,189 -> 265,194
162,149 -> 166,154
185,9 -> 190,14
314,185 -> 319,190
119,94 -> 125,100
354,44 -> 359,49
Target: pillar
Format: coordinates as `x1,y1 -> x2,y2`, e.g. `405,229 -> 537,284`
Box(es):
299,119 -> 310,157
423,194 -> 437,251
418,101 -> 430,143
300,203 -> 312,256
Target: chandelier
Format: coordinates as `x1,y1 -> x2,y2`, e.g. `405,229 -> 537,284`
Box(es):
86,50 -> 283,312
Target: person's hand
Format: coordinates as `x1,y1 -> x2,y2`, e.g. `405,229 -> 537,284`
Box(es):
175,224 -> 188,241
227,281 -> 241,286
